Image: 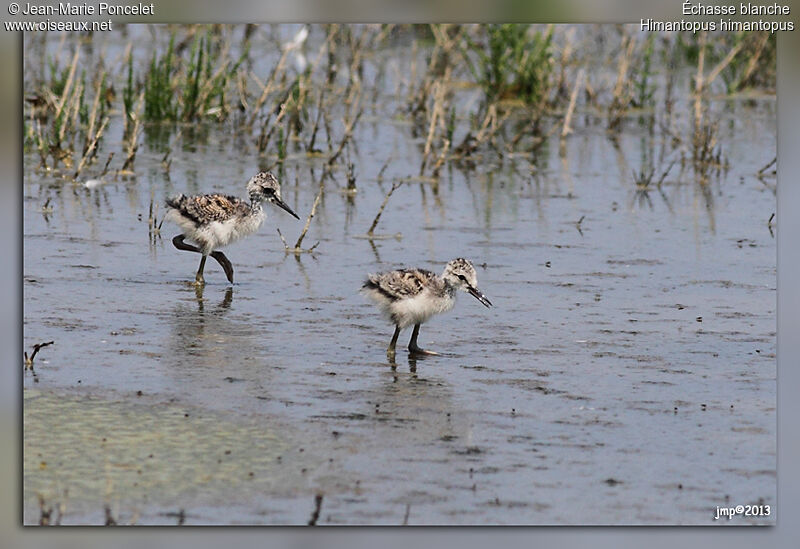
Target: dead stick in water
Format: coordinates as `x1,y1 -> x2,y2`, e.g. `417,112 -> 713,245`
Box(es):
306,86 -> 326,152
561,69 -> 584,138
248,49 -> 290,127
574,215 -> 586,236
104,505 -> 116,526
38,495 -> 52,525
73,116 -> 109,179
328,106 -> 364,166
100,152 -> 114,177
293,181 -> 324,250
276,228 -> 290,249
758,156 -> 776,175
656,159 -> 676,187
693,32 -> 706,148
377,156 -> 392,181
120,93 -> 143,173
430,139 -> 450,178
54,49 -> 80,124
419,75 -> 448,175
705,41 -> 744,88
24,341 -> 54,370
308,494 -> 323,526
368,180 -> 403,236
148,193 -> 154,235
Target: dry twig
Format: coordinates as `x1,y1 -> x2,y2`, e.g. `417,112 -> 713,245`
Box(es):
24,341 -> 54,370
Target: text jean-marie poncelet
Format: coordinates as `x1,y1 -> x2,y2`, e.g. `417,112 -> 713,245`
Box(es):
20,2 -> 154,16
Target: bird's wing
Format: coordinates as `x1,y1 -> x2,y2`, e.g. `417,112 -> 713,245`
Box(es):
366,269 -> 437,300
166,194 -> 249,224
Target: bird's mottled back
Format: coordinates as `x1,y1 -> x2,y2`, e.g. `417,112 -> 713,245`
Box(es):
166,193 -> 251,225
364,268 -> 444,301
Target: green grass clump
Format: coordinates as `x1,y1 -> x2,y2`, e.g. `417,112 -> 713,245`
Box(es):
144,34 -> 178,121
463,24 -> 554,107
634,34 -> 656,108
143,30 -> 246,123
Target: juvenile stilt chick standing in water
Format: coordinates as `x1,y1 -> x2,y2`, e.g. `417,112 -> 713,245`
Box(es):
362,258 -> 492,357
165,172 -> 299,285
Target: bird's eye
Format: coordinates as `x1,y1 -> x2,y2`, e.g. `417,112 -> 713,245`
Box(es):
457,274 -> 467,282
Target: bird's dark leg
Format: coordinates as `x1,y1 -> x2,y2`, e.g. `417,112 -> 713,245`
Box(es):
172,235 -> 234,284
210,251 -> 234,284
195,255 -> 207,285
408,323 -> 440,356
387,325 -> 401,358
172,234 -> 201,253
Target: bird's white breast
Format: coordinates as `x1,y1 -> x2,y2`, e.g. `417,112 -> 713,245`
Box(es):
209,209 -> 265,248
168,207 -> 265,253
389,289 -> 456,329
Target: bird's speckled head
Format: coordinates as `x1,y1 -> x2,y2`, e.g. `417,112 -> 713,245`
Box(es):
442,258 -> 492,307
246,172 -> 280,202
442,258 -> 478,288
246,172 -> 299,219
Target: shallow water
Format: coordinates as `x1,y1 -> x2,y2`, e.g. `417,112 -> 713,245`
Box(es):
23,26 -> 775,525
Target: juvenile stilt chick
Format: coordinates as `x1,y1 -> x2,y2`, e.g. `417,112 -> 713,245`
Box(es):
165,172 -> 299,285
362,258 -> 492,357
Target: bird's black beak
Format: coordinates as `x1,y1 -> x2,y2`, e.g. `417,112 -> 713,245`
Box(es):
272,196 -> 300,220
467,285 -> 492,308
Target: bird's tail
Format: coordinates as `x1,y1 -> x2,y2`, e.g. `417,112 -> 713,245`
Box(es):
362,274 -> 380,291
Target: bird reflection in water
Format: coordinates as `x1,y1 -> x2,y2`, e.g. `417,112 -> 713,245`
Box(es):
193,284 -> 233,314
387,351 -> 433,374
168,286 -> 236,372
